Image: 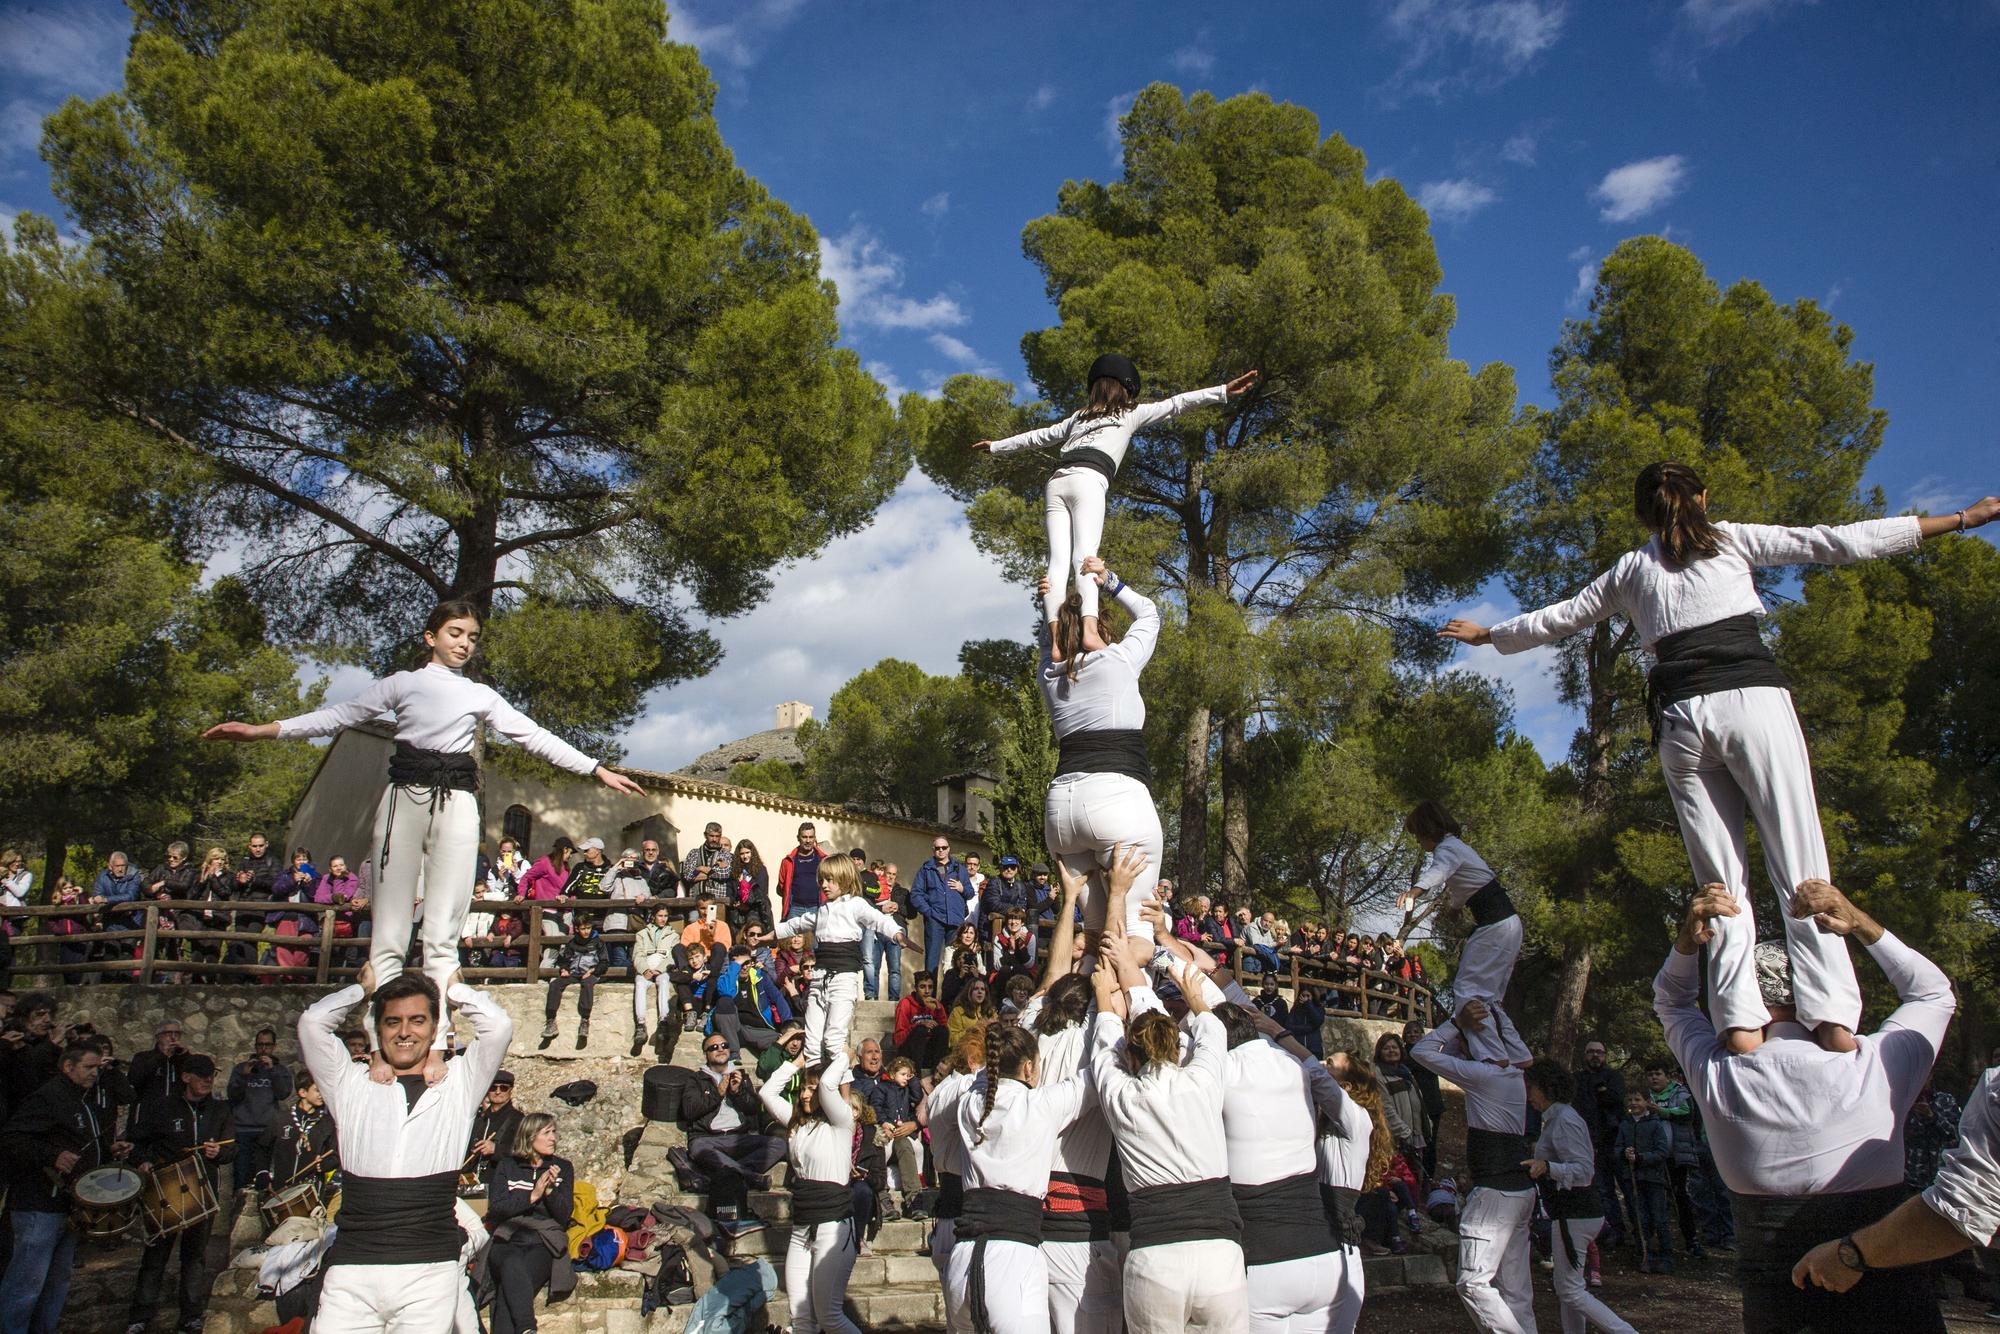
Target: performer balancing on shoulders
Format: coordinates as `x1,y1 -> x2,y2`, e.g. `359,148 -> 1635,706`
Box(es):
1397,802 -> 1532,1066
206,599 -> 643,1076
975,356 -> 1256,657
298,959 -> 514,1331
1442,463 -> 1997,1054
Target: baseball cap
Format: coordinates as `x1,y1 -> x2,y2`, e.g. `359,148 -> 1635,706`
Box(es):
491,1070 -> 515,1088
997,856 -> 1020,869
580,837 -> 605,852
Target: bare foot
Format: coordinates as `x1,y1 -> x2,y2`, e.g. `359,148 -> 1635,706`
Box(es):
1815,1022 -> 1859,1054
423,1049 -> 449,1087
367,1052 -> 395,1085
1723,1028 -> 1764,1055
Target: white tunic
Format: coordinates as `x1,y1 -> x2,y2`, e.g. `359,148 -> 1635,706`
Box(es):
276,661 -> 599,774
1410,1021 -> 1527,1135
1533,1100 -> 1597,1191
760,1054 -> 855,1185
773,895 -> 904,949
1317,1089 -> 1377,1191
1088,1010 -> 1229,1189
1412,835 -> 1497,907
1654,932 -> 1953,1195
1489,516 -> 1921,654
298,982 -> 511,1176
1039,581 -> 1160,737
1221,1039 -> 1321,1186
958,1074 -> 1094,1197
1923,1066 -> 2000,1248
988,385 -> 1232,478
1032,1013 -> 1118,1181
924,1070 -> 980,1181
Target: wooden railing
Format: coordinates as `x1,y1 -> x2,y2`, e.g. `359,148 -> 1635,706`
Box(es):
1213,938 -> 1436,1026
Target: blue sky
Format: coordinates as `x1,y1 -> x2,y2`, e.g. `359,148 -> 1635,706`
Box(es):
3,0 -> 1996,771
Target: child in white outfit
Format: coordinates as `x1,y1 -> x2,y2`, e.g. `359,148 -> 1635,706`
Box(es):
772,853 -> 914,1064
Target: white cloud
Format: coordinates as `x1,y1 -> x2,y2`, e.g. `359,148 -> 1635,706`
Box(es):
1170,39 -> 1217,77
1821,281 -> 1843,309
615,470 -> 1025,772
1378,0 -> 1567,100
1444,599 -> 1579,764
865,360 -> 910,402
818,223 -> 967,332
1500,130 -> 1538,166
1567,247 -> 1599,310
1900,474 -> 1964,516
1418,178 -> 1499,224
1026,83 -> 1058,113
1676,0 -> 1812,43
668,0 -> 808,70
920,191 -> 950,220
1103,90 -> 1140,171
1592,154 -> 1687,223
927,333 -> 985,368
1566,243 -> 1592,262
0,7 -> 128,93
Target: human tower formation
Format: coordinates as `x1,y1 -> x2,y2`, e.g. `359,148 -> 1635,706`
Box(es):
194,352 -> 1998,1332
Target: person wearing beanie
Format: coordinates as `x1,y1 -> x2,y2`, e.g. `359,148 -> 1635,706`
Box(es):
1656,880 -> 1954,1332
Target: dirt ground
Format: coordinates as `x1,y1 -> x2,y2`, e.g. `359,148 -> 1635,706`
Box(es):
1356,1249 -> 1997,1332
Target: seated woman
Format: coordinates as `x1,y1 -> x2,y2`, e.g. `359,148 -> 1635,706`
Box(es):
946,977 -> 998,1052
486,1112 -> 575,1334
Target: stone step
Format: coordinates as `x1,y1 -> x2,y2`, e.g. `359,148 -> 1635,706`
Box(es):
721,1216 -> 932,1259
853,1252 -> 943,1286
848,1280 -> 946,1329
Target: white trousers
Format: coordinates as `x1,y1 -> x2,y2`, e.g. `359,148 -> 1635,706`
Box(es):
633,971 -> 675,1026
1046,1238 -> 1124,1334
369,785 -> 481,1049
947,1236 -> 1050,1334
1123,1239 -> 1249,1334
1247,1252 -> 1340,1332
1457,917 -> 1532,1064
933,1216 -> 959,1324
1045,772 -> 1163,942
1043,468 -> 1111,623
803,968 -> 861,1066
784,1218 -> 860,1334
1331,1244 -> 1364,1334
1549,1216 -> 1636,1334
1456,1186 -> 1538,1334
316,1260 -> 465,1332
1657,686 -> 1857,1034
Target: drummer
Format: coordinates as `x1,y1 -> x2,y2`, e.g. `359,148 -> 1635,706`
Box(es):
467,1069 -> 523,1191
125,1051 -> 235,1334
268,1068 -> 339,1203
0,1039 -> 131,1334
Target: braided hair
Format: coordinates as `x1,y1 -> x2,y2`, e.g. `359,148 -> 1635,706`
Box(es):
973,1025 -> 1039,1146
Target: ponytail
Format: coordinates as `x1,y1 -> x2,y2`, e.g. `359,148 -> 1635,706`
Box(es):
1634,461 -> 1721,568
1079,375 -> 1135,421
1054,591 -> 1086,681
972,1025 -> 1037,1145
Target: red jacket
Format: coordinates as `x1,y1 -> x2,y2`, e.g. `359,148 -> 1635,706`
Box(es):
894,995 -> 947,1050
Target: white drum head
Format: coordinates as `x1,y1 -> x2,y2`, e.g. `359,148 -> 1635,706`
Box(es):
75,1166 -> 142,1204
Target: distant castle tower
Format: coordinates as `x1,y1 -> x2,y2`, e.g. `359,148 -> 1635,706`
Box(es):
775,701 -> 814,730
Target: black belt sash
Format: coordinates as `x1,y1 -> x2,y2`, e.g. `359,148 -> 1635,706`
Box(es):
325,1172 -> 461,1266
387,742 -> 479,793
1545,1182 -> 1601,1270
789,1177 -> 852,1229
936,1170 -> 964,1221
1732,1185 -> 1905,1277
1646,613 -> 1789,746
1732,1186 -> 1943,1332
1042,1171 -> 1112,1242
1465,878 -> 1517,928
1233,1171 -> 1335,1266
959,1188 -> 1046,1334
1126,1176 -> 1241,1251
1467,1126 -> 1535,1193
1319,1183 -> 1362,1248
1054,446 -> 1120,483
1056,729 -> 1152,784
814,940 -> 863,974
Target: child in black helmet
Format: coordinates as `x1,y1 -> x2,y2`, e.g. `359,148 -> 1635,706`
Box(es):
973,357 -> 1256,658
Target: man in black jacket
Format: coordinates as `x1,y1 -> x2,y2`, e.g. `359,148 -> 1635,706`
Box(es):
125,1052 -> 236,1334
1,990 -> 62,1097
0,1040 -> 130,1333
127,1018 -> 188,1107
1574,1037 -> 1634,1247
228,834 -> 284,970
466,1070 -> 524,1188
682,1033 -> 784,1204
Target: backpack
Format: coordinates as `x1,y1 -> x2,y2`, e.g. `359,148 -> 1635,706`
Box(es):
642,1243 -> 697,1313
641,1065 -> 708,1123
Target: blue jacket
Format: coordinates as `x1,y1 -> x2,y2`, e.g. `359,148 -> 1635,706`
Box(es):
94,867 -> 143,905
1613,1113 -> 1674,1185
980,874 -> 1034,923
910,859 -> 971,928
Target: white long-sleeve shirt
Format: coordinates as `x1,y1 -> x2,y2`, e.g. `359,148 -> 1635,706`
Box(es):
1410,1021 -> 1527,1135
1654,931 -> 1953,1196
959,1073 -> 1094,1198
759,1054 -> 855,1186
1027,1007 -> 1118,1182
772,894 -> 904,948
1317,1083 -> 1378,1191
1039,578 -> 1160,738
1534,1099 -> 1597,1191
1412,835 -> 1497,907
923,1070 -> 980,1181
1089,1010 -> 1229,1190
1923,1066 -> 2000,1248
298,982 -> 511,1177
276,662 -> 599,774
988,385 -> 1232,479
1222,1039 -> 1322,1186
1489,516 -> 1921,655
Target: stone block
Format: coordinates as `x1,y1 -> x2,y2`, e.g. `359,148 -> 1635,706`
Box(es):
1404,1250 -> 1451,1285
850,1283 -> 945,1327
1362,1255 -> 1406,1286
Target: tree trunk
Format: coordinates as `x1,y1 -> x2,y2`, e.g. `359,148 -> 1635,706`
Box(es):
1546,621 -> 1621,1058
1177,705 -> 1212,894
41,823 -> 67,904
1219,711 -> 1250,905
1546,935 -> 1594,1062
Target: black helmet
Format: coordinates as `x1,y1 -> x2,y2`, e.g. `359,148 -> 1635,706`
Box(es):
1086,353 -> 1140,397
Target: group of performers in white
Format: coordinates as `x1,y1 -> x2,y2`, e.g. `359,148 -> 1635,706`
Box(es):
200,352 -> 2000,1332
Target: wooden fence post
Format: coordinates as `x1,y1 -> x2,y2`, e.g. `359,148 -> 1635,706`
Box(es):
139,903 -> 158,984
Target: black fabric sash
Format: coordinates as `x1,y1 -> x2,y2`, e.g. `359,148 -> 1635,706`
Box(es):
789,1177 -> 852,1228
936,1170 -> 964,1220
1646,613 -> 1789,746
1467,1126 -> 1535,1193
1054,446 -> 1119,483
1465,879 -> 1517,928
1318,1183 -> 1362,1248
1731,1186 -> 1944,1334
1126,1176 -> 1241,1251
1545,1183 -> 1600,1221
387,742 -> 479,793
1042,1171 -> 1112,1242
1233,1171 -> 1335,1266
1732,1185 -> 1907,1277
325,1172 -> 461,1266
960,1188 -> 1046,1334
1056,729 -> 1152,784
814,940 -> 862,974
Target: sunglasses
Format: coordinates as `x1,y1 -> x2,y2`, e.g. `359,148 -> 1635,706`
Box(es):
704,1042 -> 729,1051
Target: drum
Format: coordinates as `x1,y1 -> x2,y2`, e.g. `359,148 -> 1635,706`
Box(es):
456,1163 -> 486,1199
260,1179 -> 323,1231
71,1165 -> 143,1241
139,1156 -> 219,1243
